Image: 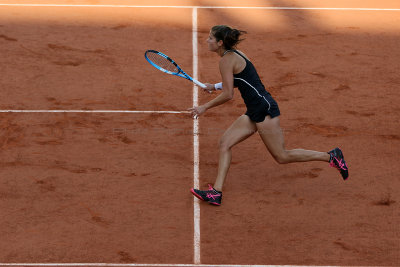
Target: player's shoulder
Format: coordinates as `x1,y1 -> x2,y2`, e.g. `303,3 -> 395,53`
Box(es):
220,50 -> 243,65
219,52 -> 235,68
234,50 -> 250,61
222,50 -> 249,62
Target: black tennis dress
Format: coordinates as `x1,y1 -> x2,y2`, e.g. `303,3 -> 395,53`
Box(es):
230,50 -> 280,123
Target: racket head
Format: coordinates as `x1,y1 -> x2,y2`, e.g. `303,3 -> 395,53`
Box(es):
145,50 -> 180,75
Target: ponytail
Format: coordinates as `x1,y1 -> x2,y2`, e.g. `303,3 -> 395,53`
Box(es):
211,25 -> 247,50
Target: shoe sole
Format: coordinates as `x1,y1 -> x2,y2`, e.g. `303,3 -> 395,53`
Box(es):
190,188 -> 204,201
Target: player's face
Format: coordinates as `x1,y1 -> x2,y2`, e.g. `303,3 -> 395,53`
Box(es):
206,31 -> 219,52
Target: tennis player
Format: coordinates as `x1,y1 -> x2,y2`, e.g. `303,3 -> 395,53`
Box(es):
189,25 -> 348,206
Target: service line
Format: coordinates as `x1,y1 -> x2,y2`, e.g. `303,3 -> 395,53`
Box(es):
192,6 -> 201,265
0,110 -> 189,114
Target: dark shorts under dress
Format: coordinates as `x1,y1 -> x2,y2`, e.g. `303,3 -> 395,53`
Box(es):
245,93 -> 280,123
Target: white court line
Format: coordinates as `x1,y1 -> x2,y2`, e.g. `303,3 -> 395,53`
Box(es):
0,4 -> 399,10
0,264 -> 344,267
0,110 -> 189,114
192,7 -> 201,265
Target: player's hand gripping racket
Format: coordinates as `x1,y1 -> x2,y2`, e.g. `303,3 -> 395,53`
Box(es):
144,50 -> 206,88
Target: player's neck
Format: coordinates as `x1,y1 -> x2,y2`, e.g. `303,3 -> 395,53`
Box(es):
218,48 -> 235,57
217,47 -> 227,57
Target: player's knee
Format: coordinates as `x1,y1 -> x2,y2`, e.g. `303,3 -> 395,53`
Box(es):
274,153 -> 290,164
219,138 -> 232,151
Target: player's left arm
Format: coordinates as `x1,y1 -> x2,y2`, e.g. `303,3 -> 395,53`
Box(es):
202,57 -> 234,109
188,56 -> 234,117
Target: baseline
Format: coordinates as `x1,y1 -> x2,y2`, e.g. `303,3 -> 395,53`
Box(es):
0,4 -> 399,10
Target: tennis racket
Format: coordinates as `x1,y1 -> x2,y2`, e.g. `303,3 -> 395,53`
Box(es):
144,50 -> 206,88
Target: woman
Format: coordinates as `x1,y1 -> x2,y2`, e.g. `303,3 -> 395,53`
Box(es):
189,25 -> 348,206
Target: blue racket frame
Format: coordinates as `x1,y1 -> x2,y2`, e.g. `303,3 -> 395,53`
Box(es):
145,50 -> 206,88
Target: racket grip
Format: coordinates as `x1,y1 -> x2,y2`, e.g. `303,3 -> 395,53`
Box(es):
192,79 -> 207,89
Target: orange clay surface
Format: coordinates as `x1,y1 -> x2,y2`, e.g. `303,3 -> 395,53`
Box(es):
0,1 -> 399,266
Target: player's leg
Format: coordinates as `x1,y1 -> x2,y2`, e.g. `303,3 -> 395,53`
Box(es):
191,115 -> 257,205
256,116 -> 330,164
213,115 -> 257,191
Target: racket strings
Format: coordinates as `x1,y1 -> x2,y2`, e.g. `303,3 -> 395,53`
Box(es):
147,53 -> 179,73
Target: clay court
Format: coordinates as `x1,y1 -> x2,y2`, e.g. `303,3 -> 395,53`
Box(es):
0,0 -> 399,266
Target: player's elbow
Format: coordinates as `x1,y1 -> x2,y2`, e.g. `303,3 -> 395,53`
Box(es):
223,90 -> 234,101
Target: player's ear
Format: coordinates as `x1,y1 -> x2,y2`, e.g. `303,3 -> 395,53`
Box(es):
217,39 -> 224,47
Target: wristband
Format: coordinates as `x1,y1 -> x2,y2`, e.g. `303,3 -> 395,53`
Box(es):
214,82 -> 223,90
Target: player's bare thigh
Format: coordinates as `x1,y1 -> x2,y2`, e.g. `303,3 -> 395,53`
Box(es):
220,115 -> 257,150
255,116 -> 286,161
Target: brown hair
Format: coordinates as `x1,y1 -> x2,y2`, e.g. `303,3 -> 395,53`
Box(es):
211,25 -> 247,50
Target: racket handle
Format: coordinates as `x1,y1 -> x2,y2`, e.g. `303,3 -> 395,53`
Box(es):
192,79 -> 207,89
